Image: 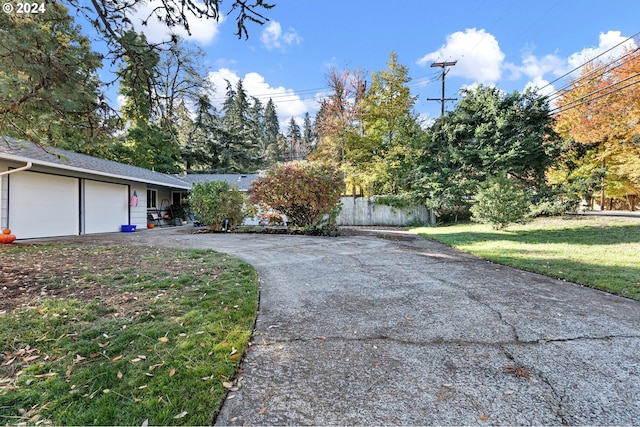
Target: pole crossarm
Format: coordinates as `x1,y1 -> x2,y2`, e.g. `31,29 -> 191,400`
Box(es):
428,61 -> 458,116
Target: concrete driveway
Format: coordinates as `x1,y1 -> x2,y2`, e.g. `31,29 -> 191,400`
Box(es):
34,227 -> 640,425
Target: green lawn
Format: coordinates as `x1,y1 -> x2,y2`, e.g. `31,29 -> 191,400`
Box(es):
0,245 -> 259,426
411,216 -> 640,301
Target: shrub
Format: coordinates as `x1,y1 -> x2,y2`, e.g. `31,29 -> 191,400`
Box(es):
248,161 -> 344,228
470,174 -> 532,230
188,181 -> 246,230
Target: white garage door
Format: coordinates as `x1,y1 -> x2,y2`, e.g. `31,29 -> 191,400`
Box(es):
9,172 -> 79,239
84,180 -> 128,234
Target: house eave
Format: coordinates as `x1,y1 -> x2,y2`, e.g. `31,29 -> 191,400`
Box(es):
0,152 -> 191,190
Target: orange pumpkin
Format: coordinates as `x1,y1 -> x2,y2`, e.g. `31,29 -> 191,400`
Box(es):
2,228 -> 11,234
147,223 -> 155,229
0,233 -> 16,244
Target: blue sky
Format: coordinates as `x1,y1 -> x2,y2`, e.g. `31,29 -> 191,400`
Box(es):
93,0 -> 639,128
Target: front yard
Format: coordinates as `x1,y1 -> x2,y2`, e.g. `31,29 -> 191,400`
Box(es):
0,244 -> 259,426
411,215 -> 640,301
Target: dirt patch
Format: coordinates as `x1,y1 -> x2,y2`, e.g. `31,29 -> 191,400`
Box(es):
0,244 -> 210,314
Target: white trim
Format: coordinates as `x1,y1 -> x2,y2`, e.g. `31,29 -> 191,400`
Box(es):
0,152 -> 190,189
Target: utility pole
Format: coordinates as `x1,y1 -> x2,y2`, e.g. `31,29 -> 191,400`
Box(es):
427,61 -> 457,116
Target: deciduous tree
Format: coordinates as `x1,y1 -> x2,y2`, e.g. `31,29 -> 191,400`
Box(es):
248,162 -> 344,227
553,46 -> 640,209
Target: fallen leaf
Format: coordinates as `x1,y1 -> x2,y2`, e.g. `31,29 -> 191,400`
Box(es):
258,407 -> 267,415
174,411 -> 187,419
222,381 -> 234,389
112,355 -> 123,362
199,342 -> 206,348
169,368 -> 176,377
34,372 -> 56,378
89,353 -> 100,358
479,414 -> 489,421
98,341 -> 110,348
117,371 -> 123,379
504,365 -> 532,380
230,347 -> 238,356
158,337 -> 169,343
230,354 -> 241,360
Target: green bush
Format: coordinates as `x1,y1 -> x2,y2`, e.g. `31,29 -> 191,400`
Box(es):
470,175 -> 532,230
248,161 -> 344,228
188,181 -> 246,230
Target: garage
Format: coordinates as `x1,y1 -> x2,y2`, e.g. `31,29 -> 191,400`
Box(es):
1,138 -> 192,239
8,172 -> 80,239
84,180 -> 129,234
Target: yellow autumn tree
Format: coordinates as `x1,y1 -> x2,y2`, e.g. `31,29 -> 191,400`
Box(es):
553,45 -> 640,210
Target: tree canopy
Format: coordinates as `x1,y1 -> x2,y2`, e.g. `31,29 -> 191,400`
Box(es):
0,3 -> 110,147
553,46 -> 640,208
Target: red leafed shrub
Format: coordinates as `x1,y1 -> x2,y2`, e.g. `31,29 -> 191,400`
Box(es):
248,161 -> 344,228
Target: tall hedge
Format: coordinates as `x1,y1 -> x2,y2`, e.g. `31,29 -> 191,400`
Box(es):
188,180 -> 246,230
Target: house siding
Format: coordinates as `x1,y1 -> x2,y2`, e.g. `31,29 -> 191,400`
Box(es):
129,182 -> 148,229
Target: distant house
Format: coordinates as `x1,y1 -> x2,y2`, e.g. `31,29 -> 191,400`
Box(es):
178,173 -> 259,192
0,137 -> 258,239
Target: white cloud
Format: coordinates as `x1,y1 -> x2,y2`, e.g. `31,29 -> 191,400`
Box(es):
207,68 -> 315,127
260,21 -> 302,50
508,51 -> 564,81
417,28 -> 505,84
568,30 -> 636,68
524,77 -> 555,98
518,31 -> 637,97
129,0 -> 223,45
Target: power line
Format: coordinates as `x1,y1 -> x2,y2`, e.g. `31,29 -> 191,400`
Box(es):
204,70 -> 443,106
538,30 -> 640,94
550,74 -> 640,115
544,47 -> 640,105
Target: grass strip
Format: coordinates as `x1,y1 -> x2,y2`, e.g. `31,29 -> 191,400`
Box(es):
411,216 -> 640,301
0,245 -> 259,426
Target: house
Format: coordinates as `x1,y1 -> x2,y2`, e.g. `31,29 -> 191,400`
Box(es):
178,173 -> 258,192
0,137 -> 191,239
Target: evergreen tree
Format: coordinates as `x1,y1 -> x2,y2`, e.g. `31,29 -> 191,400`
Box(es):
247,96 -> 265,166
182,95 -> 220,171
287,117 -> 302,160
0,2 -> 111,147
263,98 -> 286,166
302,112 -> 315,157
409,85 -> 560,211
218,79 -> 261,172
116,31 -> 182,174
